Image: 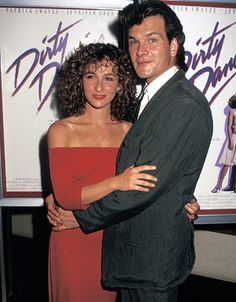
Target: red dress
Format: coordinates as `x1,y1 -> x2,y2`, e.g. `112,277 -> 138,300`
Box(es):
48,147 -> 118,302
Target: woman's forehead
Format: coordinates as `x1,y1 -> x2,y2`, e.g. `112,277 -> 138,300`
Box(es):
85,58 -> 116,71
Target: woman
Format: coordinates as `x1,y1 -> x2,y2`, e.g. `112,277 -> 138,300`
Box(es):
47,43 -> 157,302
212,94 -> 236,193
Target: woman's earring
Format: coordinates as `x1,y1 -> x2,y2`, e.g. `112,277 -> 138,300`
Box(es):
117,87 -> 122,95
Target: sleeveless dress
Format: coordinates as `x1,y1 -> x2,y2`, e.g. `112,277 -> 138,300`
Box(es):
219,109 -> 236,165
48,147 -> 118,302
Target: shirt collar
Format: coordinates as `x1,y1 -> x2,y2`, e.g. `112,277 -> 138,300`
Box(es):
147,66 -> 179,100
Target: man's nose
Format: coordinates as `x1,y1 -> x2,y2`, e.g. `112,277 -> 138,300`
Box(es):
137,42 -> 148,56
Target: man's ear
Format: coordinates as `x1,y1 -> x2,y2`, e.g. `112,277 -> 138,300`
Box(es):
170,37 -> 179,58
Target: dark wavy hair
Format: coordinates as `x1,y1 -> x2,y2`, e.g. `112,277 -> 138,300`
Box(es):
228,94 -> 236,109
55,43 -> 137,121
119,0 -> 188,72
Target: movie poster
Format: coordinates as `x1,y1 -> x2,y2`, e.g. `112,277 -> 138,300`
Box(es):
0,2 -> 235,214
171,4 -> 236,212
0,7 -> 118,195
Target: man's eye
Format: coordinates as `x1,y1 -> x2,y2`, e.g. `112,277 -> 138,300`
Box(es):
149,38 -> 157,43
128,40 -> 137,46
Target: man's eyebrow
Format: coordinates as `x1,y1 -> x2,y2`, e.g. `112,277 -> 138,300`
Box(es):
128,32 -> 160,39
146,31 -> 159,36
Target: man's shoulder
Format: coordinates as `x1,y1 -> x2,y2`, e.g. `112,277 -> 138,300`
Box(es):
169,72 -> 209,107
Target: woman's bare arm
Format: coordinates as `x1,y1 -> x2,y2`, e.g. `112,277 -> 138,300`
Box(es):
81,165 -> 157,205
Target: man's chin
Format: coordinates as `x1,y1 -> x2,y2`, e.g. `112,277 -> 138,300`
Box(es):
136,71 -> 149,80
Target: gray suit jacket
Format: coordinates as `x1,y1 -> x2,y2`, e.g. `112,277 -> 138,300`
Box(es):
73,70 -> 213,291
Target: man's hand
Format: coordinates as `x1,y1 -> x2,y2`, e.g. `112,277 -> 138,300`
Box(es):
45,194 -> 79,231
185,198 -> 200,221
45,193 -> 60,227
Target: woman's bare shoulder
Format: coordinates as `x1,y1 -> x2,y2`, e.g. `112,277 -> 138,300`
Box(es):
120,120 -> 132,132
47,118 -> 72,148
228,109 -> 235,118
48,118 -> 71,135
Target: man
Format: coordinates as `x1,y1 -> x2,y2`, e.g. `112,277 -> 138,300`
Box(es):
47,1 -> 212,301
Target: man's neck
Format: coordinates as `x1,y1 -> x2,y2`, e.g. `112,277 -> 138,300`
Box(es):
147,66 -> 179,100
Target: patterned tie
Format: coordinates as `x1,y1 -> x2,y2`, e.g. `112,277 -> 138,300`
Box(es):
137,88 -> 149,119
132,86 -> 147,122
132,100 -> 141,122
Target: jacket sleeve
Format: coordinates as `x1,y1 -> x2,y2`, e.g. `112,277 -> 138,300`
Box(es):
49,149 -> 88,210
74,96 -> 212,233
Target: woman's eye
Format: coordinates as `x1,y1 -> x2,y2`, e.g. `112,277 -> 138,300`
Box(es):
105,76 -> 114,81
85,74 -> 95,79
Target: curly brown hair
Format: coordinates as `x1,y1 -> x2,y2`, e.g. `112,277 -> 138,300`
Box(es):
55,43 -> 137,121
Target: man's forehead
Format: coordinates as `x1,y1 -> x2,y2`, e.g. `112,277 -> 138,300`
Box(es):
128,15 -> 165,35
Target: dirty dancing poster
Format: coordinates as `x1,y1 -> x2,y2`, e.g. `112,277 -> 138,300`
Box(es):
0,2 -> 235,215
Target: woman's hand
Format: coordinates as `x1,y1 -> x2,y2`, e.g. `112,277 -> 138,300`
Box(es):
228,139 -> 234,151
113,165 -> 157,192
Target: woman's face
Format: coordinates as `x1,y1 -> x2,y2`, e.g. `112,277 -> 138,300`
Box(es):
82,60 -> 119,110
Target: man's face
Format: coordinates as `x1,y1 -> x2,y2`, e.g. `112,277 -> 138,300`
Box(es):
128,15 -> 178,84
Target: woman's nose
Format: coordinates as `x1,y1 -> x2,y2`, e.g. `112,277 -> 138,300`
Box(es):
95,80 -> 102,92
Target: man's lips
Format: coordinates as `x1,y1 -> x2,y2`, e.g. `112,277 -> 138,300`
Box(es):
136,60 -> 152,65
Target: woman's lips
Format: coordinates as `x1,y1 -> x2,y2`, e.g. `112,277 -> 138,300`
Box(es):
92,94 -> 106,100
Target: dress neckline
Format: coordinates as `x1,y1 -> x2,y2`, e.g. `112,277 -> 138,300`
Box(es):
49,146 -> 119,150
